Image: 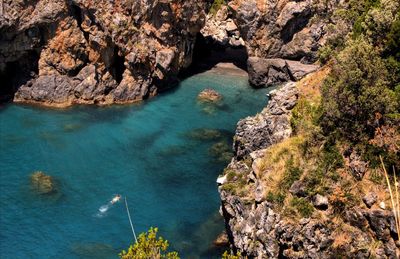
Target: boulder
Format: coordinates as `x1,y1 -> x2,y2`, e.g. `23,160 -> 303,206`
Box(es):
197,89 -> 222,102
289,180 -> 307,197
247,57 -> 319,88
213,232 -> 229,247
363,192 -> 378,208
247,57 -> 291,88
286,61 -> 319,81
348,152 -> 369,180
313,194 -> 328,210
30,171 -> 57,195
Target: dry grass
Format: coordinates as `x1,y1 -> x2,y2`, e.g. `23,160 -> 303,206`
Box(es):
380,156 -> 400,240
257,136 -> 304,190
332,231 -> 353,249
296,65 -> 331,104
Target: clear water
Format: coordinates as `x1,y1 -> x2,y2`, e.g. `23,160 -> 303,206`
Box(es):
0,70 -> 268,259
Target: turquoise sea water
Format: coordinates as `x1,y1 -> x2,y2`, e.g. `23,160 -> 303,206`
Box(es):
0,69 -> 268,258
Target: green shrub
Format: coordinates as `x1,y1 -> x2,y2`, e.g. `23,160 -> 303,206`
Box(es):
279,157 -> 303,191
321,142 -> 344,171
119,228 -> 179,259
386,11 -> 400,60
290,197 -> 314,218
222,250 -> 243,259
318,45 -> 334,64
320,38 -> 397,142
209,0 -> 226,16
266,191 -> 286,205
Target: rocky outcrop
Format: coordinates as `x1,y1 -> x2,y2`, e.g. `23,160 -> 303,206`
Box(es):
1,0 -> 209,106
198,88 -> 222,102
201,5 -> 245,48
233,82 -> 298,158
247,57 -> 318,87
228,0 -> 341,62
30,171 -> 57,194
218,81 -> 399,258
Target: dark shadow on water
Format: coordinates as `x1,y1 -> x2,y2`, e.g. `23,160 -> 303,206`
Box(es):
169,211 -> 226,259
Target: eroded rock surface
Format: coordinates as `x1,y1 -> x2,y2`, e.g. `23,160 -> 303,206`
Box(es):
228,0 -> 341,62
30,171 -> 57,194
233,82 -> 298,158
1,0 -> 209,106
198,88 -> 222,103
218,81 -> 399,258
201,5 -> 245,48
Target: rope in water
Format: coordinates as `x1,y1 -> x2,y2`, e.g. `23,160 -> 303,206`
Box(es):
124,196 -> 138,243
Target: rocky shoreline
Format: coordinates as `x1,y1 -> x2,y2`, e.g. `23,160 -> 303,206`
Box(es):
217,75 -> 399,258
1,0 -> 208,107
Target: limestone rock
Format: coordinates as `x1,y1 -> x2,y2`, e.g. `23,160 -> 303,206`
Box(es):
247,57 -> 319,88
213,232 -> 229,247
363,192 -> 378,208
229,0 -> 344,62
289,180 -> 307,197
2,0 -> 208,106
248,57 -> 292,88
197,89 -> 222,103
30,171 -> 57,195
313,194 -> 329,210
233,82 -> 298,158
348,152 -> 369,180
201,6 -> 244,48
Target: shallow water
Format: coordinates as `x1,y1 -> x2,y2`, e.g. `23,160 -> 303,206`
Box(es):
0,69 -> 268,258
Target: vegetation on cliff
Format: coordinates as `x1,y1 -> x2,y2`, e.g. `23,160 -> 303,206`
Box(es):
218,0 -> 399,257
120,228 -> 179,259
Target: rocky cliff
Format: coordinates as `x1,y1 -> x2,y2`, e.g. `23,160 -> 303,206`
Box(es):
0,0 -> 209,106
217,71 -> 399,258
222,0 -> 346,87
228,0 -> 341,62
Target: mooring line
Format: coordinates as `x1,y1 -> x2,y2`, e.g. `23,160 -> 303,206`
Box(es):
124,196 -> 138,243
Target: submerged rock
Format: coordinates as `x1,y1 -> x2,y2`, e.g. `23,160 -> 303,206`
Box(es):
197,89 -> 223,103
209,141 -> 233,164
70,243 -> 116,258
30,171 -> 57,195
213,231 -> 229,247
185,128 -> 223,141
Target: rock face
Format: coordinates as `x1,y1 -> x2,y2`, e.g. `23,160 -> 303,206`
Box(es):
247,57 -> 318,87
218,82 -> 399,258
228,0 -> 340,62
223,0 -> 346,87
0,0 -> 209,106
233,82 -> 298,159
201,5 -> 245,48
